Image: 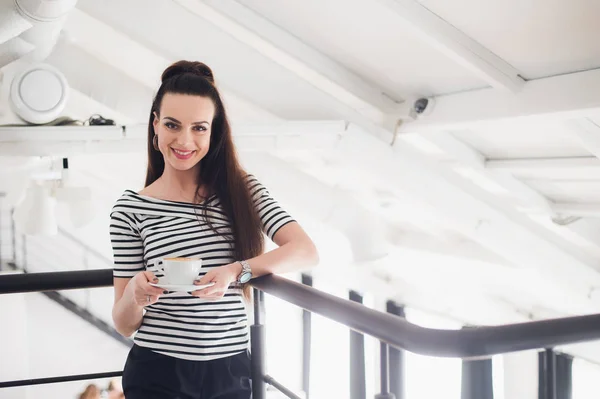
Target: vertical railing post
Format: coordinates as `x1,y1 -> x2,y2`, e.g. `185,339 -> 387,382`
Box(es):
461,325 -> 494,399
21,234 -> 27,272
539,348 -> 557,399
386,301 -> 405,399
11,209 -> 16,265
349,290 -> 366,399
251,287 -> 266,399
375,342 -> 395,399
301,274 -> 313,399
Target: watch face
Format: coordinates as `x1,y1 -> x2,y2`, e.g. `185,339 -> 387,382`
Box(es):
239,272 -> 252,283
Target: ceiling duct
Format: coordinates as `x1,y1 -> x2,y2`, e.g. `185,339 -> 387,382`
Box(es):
0,0 -> 78,67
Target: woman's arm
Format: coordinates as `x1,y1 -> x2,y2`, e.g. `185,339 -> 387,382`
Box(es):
112,272 -> 165,337
194,222 -> 318,298
241,221 -> 318,277
110,210 -> 165,336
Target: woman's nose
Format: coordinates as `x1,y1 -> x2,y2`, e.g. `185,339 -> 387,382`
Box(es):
177,128 -> 195,145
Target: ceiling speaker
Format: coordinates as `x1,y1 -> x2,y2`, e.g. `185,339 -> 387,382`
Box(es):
10,63 -> 69,124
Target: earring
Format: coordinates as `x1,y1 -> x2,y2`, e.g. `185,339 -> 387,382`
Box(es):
153,135 -> 159,151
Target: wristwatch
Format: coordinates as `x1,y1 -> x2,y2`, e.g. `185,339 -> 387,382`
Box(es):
237,260 -> 253,284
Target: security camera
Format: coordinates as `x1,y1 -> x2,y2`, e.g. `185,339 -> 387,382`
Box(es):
413,97 -> 435,117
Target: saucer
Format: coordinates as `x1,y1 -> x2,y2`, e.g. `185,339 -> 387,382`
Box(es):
150,282 -> 215,292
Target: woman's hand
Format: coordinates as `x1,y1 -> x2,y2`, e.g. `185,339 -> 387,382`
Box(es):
191,263 -> 241,300
126,271 -> 166,306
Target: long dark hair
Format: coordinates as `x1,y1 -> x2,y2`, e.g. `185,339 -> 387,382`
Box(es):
145,60 -> 264,300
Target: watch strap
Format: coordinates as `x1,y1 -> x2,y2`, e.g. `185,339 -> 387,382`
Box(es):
237,260 -> 252,283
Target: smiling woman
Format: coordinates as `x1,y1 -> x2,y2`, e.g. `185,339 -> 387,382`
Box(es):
153,96 -> 213,168
108,61 -> 319,399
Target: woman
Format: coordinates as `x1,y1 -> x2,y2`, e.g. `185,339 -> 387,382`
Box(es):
109,60 -> 319,399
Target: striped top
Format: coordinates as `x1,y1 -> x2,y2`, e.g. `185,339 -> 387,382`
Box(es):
109,175 -> 295,361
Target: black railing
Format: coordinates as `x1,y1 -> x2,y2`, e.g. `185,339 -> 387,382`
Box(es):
3,269 -> 600,397
0,372 -> 123,389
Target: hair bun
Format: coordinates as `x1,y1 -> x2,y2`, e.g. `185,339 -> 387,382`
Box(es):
161,61 -> 215,84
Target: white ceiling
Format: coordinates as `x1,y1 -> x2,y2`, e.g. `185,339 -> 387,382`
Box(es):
417,0 -> 600,79
237,0 -> 485,97
2,0 -> 600,363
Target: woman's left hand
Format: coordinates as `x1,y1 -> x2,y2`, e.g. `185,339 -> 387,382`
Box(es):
191,263 -> 241,299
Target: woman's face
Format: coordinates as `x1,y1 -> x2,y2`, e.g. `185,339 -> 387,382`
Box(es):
153,93 -> 215,172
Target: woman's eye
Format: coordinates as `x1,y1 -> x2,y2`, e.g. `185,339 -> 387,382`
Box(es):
165,122 -> 178,129
193,125 -> 208,132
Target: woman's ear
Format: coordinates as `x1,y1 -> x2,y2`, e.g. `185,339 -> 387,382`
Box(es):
152,112 -> 159,129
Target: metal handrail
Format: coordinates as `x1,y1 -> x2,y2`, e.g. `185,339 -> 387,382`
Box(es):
0,372 -> 123,389
0,269 -> 111,294
3,268 -> 600,358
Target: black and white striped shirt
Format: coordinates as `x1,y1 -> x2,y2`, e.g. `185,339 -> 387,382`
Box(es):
109,175 -> 295,361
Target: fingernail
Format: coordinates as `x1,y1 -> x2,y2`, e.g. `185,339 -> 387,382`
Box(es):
163,290 -> 168,294
153,278 -> 159,282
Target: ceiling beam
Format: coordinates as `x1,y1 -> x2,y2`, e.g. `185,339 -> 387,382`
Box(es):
374,0 -> 524,92
486,157 -> 600,173
62,8 -> 282,124
180,0 -> 400,121
386,227 -> 508,265
404,132 -> 600,258
76,0 -> 398,143
0,37 -> 34,68
333,125 -> 600,311
568,118 -> 600,159
401,131 -> 558,215
0,120 -> 345,156
400,68 -> 600,133
551,203 -> 600,218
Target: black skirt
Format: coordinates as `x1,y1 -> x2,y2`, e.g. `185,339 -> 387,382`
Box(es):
122,344 -> 252,399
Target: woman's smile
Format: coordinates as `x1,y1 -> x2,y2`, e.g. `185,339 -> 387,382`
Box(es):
171,147 -> 196,160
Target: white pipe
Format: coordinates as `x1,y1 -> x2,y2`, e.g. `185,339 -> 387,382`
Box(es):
0,2 -> 32,45
15,0 -> 78,21
13,0 -> 78,61
18,17 -> 65,61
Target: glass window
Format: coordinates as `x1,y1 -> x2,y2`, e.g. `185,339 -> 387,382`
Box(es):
404,308 -> 462,399
310,281 -> 350,399
573,357 -> 600,399
492,355 -> 505,399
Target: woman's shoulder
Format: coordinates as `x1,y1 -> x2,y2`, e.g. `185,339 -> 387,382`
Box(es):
115,189 -> 144,202
243,173 -> 270,197
110,189 -> 144,215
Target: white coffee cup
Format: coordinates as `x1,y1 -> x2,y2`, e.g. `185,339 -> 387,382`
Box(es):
154,257 -> 203,285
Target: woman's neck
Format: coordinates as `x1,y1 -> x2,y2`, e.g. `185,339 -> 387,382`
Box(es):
157,164 -> 203,200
